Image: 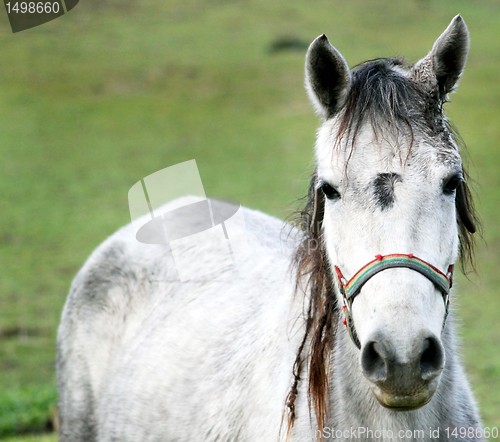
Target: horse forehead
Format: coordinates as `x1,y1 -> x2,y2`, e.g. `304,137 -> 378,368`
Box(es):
315,122 -> 460,178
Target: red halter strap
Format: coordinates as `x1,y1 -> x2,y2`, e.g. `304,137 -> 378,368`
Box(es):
334,253 -> 454,349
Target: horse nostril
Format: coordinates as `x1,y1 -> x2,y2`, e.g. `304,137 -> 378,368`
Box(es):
420,336 -> 444,380
361,340 -> 388,383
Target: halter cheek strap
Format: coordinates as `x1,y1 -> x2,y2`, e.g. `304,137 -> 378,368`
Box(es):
334,253 -> 454,349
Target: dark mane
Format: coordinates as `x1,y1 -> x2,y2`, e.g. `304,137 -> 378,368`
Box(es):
285,58 -> 479,437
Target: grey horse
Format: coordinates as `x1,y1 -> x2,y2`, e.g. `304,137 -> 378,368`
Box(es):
57,15 -> 484,441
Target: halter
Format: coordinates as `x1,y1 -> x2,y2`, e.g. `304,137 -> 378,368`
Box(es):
334,253 -> 454,349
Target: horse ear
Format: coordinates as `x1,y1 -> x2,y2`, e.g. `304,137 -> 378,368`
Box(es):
413,15 -> 469,99
305,34 -> 351,119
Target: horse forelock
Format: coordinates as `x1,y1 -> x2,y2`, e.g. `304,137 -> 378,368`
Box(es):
338,58 -> 437,144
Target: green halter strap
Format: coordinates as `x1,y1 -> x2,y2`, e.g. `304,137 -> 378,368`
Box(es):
334,253 -> 454,349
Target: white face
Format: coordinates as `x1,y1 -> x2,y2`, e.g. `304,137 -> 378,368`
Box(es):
316,120 -> 462,408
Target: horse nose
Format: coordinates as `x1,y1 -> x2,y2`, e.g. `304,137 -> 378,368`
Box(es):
361,332 -> 445,387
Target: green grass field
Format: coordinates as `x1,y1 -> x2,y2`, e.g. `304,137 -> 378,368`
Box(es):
0,0 -> 498,438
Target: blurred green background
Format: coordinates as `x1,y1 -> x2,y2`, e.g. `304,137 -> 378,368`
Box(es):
0,0 -> 498,439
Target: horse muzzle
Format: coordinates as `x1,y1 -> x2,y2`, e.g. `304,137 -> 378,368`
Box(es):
360,331 -> 445,410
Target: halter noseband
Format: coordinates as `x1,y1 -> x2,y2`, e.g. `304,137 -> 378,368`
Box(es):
334,253 -> 454,349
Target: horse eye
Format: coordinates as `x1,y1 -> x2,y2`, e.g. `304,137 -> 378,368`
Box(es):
320,182 -> 341,200
443,174 -> 463,195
